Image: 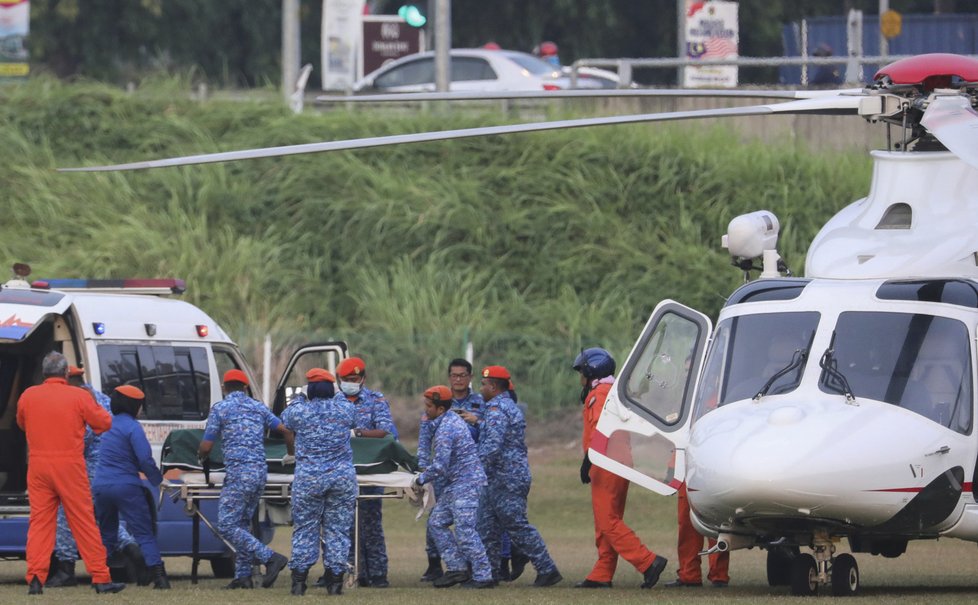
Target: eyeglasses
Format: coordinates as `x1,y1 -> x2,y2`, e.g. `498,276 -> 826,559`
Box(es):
449,373 -> 471,379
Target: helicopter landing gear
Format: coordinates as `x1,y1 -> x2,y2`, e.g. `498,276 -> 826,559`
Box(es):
788,530 -> 860,597
830,553 -> 859,597
790,553 -> 818,596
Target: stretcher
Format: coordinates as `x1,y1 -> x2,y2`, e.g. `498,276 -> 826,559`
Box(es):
159,430 -> 427,585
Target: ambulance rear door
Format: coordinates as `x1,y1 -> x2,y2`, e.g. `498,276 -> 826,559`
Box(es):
272,342 -> 349,415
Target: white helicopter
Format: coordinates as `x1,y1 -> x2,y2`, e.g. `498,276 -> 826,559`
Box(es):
62,52 -> 978,597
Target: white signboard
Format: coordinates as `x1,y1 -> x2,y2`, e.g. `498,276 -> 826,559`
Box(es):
684,0 -> 738,88
321,0 -> 365,91
0,0 -> 29,81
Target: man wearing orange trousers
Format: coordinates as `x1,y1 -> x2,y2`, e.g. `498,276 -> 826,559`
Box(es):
573,347 -> 667,589
665,482 -> 729,588
16,351 -> 125,595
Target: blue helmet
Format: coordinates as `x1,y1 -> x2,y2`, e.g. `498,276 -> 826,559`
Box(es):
572,347 -> 616,379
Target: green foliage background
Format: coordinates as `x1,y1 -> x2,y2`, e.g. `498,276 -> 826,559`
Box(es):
0,77 -> 872,410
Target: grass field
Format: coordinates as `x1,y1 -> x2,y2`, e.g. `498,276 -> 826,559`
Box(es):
2,446 -> 978,603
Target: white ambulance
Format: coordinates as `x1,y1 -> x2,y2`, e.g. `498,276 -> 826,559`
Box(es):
0,264 -> 345,578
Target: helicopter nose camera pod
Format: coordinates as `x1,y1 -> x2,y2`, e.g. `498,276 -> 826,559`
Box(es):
721,210 -> 782,279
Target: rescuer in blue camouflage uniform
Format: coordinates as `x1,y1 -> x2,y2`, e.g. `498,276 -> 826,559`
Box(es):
415,385 -> 494,589
47,366 -> 142,588
418,359 -> 486,582
199,369 -> 295,590
282,368 -> 356,596
337,356 -> 398,588
476,366 -> 562,587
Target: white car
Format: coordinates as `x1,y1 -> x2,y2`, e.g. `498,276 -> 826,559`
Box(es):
554,66 -> 625,89
354,48 -> 562,93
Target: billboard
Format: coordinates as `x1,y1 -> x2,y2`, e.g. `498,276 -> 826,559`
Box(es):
361,16 -> 423,79
0,0 -> 28,81
321,0 -> 365,91
684,0 -> 738,88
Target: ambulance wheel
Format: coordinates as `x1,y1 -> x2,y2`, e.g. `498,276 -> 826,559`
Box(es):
830,554 -> 859,596
790,553 -> 818,596
210,557 -> 235,578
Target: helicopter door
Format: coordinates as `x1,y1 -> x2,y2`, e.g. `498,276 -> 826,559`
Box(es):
589,300 -> 711,495
271,342 -> 348,416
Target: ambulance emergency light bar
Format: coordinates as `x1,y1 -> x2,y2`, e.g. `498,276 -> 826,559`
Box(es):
31,278 -> 186,296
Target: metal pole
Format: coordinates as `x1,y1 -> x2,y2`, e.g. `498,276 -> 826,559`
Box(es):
800,19 -> 808,86
282,0 -> 300,104
845,9 -> 863,84
677,0 -> 686,86
434,0 -> 450,92
262,333 -> 272,403
879,0 -> 889,58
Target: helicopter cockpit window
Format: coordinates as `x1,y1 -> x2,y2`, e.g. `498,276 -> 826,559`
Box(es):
820,312 -> 972,434
696,312 -> 819,409
620,311 -> 702,425
875,203 -> 912,229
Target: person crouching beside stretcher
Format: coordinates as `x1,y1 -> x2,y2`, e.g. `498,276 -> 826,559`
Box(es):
281,368 -> 356,596
414,386 -> 494,589
92,386 -> 169,589
198,369 -> 295,590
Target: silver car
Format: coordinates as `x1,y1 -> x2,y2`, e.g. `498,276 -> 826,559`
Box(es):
353,48 -> 563,93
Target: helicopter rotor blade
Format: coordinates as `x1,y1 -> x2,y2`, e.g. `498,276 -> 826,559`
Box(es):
920,94 -> 978,170
316,88 -> 864,104
59,94 -> 864,173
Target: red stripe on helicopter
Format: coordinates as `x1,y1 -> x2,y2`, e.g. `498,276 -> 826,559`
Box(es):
590,430 -> 609,454
866,482 -> 972,493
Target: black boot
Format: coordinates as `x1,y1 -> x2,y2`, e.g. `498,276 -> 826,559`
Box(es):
123,543 -> 150,586
509,552 -> 529,582
27,575 -> 42,596
92,581 -> 126,593
150,563 -> 171,590
45,560 -> 77,588
326,572 -> 344,595
290,569 -> 308,596
420,556 -> 443,582
314,569 -> 330,588
499,558 -> 511,582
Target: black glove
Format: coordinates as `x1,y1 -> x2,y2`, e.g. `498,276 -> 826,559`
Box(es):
580,455 -> 592,485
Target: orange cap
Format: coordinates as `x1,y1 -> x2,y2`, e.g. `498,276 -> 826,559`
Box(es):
306,368 -> 335,383
423,385 -> 452,402
68,365 -> 85,377
337,357 -> 366,378
223,369 -> 249,386
115,385 -> 145,400
481,365 -> 511,380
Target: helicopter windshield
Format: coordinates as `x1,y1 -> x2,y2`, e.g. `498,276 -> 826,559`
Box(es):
819,312 -> 973,434
693,312 -> 819,416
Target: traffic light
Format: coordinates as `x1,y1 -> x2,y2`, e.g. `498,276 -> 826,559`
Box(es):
398,4 -> 426,28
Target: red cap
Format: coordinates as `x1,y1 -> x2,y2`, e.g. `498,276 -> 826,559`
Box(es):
482,41 -> 501,50
481,365 -> 511,380
223,369 -> 249,386
115,385 -> 145,400
423,385 -> 452,402
68,365 -> 85,377
337,357 -> 366,378
306,368 -> 335,383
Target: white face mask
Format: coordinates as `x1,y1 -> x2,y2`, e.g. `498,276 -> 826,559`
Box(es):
340,381 -> 362,396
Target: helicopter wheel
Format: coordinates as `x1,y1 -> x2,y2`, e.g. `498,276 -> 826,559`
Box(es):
766,546 -> 798,586
790,553 -> 818,596
830,553 -> 859,596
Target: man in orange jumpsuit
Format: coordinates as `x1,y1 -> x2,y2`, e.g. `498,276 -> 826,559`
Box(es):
664,483 -> 729,588
16,351 -> 125,595
574,347 -> 667,589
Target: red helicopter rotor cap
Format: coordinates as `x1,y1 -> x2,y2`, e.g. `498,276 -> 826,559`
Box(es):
875,53 -> 978,89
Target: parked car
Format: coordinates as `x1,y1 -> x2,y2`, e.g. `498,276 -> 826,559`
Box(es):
554,66 -> 625,90
354,48 -> 563,93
